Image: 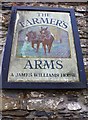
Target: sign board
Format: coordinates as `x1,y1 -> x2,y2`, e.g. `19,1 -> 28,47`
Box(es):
1,6 -> 86,89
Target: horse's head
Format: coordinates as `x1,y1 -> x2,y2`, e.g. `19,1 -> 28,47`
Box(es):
26,31 -> 36,41
40,27 -> 48,35
26,31 -> 33,37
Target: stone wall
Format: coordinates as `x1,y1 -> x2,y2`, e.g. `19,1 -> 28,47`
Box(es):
0,2 -> 88,120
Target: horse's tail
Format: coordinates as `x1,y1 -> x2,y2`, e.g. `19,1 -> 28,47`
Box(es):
51,33 -> 54,42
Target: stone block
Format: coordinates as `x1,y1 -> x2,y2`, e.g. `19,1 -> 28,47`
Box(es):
27,97 -> 65,111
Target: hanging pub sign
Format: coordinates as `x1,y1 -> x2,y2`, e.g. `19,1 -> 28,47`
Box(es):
1,6 -> 87,89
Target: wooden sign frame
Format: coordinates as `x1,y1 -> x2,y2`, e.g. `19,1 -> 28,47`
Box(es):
1,6 -> 87,89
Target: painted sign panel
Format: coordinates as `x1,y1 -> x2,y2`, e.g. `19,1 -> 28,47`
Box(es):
1,7 -> 86,89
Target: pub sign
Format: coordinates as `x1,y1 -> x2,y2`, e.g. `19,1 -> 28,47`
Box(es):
1,6 -> 87,89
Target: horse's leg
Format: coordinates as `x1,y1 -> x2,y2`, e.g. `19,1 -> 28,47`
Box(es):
42,42 -> 46,54
32,42 -> 34,48
48,40 -> 53,53
36,42 -> 40,52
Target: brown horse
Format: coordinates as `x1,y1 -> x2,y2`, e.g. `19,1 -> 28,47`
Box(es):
40,27 -> 54,54
26,31 -> 41,52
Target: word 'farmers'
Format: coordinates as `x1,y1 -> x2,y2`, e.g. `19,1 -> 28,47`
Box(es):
20,18 -> 68,29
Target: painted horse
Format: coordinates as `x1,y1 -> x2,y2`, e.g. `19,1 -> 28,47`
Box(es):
40,27 -> 54,54
26,31 -> 41,52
